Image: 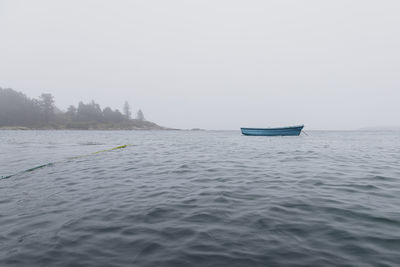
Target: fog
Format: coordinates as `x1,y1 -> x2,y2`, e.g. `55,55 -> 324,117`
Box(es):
1,0 -> 399,130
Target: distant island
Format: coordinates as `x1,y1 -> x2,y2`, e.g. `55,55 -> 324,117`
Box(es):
358,126 -> 400,131
0,87 -> 169,130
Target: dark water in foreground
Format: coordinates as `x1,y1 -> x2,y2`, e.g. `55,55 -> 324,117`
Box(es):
1,130 -> 400,266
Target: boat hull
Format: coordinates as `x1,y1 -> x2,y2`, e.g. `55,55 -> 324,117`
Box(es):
241,125 -> 304,136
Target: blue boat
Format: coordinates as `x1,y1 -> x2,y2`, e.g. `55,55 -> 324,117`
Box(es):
241,125 -> 304,136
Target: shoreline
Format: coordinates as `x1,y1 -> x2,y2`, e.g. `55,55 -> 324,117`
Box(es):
0,126 -> 180,131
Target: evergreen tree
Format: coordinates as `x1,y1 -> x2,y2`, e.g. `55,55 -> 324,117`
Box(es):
123,101 -> 131,119
66,105 -> 77,120
77,101 -> 103,122
136,109 -> 145,121
39,93 -> 55,123
0,87 -> 42,126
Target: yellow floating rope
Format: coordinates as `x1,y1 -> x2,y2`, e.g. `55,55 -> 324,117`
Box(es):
70,145 -> 131,159
1,144 -> 132,179
92,144 -> 129,154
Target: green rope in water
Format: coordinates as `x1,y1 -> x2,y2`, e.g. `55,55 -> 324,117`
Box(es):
69,145 -> 130,159
1,145 -> 131,180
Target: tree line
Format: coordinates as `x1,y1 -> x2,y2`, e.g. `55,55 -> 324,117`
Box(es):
0,87 -> 158,130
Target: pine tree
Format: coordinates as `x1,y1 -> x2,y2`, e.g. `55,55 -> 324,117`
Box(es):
39,93 -> 55,123
136,109 -> 145,121
123,101 -> 131,119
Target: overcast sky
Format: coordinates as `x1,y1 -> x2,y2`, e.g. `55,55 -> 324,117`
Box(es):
1,0 -> 399,130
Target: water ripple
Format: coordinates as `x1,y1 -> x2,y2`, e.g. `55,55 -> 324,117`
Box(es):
1,130 -> 400,266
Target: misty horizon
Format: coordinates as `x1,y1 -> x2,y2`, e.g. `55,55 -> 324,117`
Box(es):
1,1 -> 399,130
1,86 -> 400,131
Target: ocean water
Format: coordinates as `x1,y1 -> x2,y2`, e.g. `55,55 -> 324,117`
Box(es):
1,130 -> 400,266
